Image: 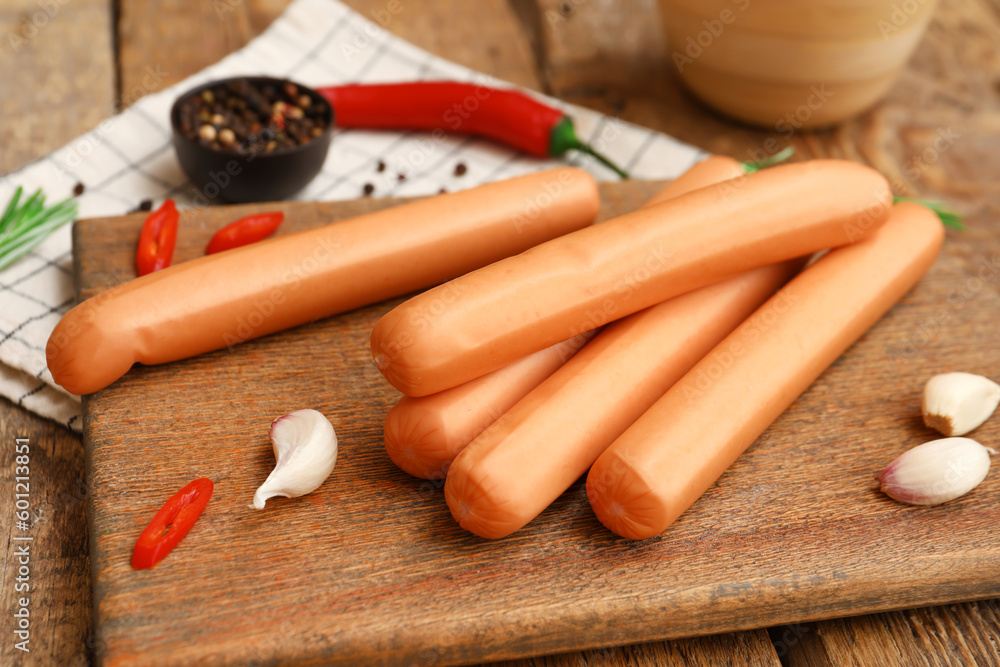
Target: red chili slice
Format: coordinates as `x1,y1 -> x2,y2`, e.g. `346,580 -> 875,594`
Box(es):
131,478 -> 213,570
205,211 -> 284,255
135,198 -> 179,276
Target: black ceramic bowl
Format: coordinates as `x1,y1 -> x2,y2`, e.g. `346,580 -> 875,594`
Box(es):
170,76 -> 334,203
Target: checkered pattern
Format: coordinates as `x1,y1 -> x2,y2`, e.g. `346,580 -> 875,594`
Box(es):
0,0 -> 704,433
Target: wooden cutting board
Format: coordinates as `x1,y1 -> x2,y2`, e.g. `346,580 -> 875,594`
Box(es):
77,181 -> 1000,666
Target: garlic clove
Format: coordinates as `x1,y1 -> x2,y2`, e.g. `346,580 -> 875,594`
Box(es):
922,372 -> 1000,436
877,437 -> 995,506
251,409 -> 338,510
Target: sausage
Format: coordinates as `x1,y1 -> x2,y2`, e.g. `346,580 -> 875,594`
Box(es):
384,332 -> 594,479
586,202 -> 945,539
642,155 -> 746,207
383,155 -> 748,481
46,168 -> 600,395
445,260 -> 803,538
440,153 -> 788,537
371,160 -> 892,396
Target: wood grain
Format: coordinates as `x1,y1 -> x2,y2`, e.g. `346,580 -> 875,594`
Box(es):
340,0 -> 544,91
781,600 -> 1000,667
0,405 -> 92,666
246,0 -> 296,34
487,630 -> 781,667
0,0 -> 115,173
0,1 -> 113,665
135,0 -> 544,94
118,0 -> 255,94
75,178 -> 1000,666
532,0 -> 665,96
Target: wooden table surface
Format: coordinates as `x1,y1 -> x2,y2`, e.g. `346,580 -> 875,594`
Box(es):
1,0 -> 998,665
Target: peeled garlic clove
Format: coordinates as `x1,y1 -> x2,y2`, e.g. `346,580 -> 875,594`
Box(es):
877,437 -> 995,506
251,409 -> 338,510
922,372 -> 1000,436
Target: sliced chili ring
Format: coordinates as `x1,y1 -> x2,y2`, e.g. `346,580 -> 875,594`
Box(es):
205,211 -> 284,255
135,198 -> 179,276
131,477 -> 213,570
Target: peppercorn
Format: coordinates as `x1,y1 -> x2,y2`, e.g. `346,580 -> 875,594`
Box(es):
198,125 -> 218,142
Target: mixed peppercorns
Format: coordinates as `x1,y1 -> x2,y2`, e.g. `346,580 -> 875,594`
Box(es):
176,79 -> 329,154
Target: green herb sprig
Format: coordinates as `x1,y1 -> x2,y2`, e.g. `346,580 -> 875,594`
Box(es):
741,146 -> 795,173
893,196 -> 963,230
0,187 -> 78,272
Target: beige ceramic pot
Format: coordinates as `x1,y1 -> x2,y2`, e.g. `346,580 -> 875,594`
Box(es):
659,0 -> 939,129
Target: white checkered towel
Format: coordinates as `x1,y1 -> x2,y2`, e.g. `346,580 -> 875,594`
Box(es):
0,0 -> 703,433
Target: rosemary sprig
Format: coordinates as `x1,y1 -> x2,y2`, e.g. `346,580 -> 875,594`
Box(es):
0,187 -> 78,271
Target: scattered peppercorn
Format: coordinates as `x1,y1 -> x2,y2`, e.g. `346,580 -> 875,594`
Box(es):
363,183 -> 375,196
128,198 -> 154,214
397,173 -> 406,181
72,182 -> 85,197
376,160 -> 386,173
439,187 -> 447,194
454,162 -> 468,177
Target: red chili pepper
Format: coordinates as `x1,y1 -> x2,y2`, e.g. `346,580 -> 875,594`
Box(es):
135,198 -> 179,276
131,478 -> 213,570
317,82 -> 630,178
205,211 -> 284,254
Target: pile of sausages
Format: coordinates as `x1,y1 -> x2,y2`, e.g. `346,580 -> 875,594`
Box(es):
47,160 -> 942,540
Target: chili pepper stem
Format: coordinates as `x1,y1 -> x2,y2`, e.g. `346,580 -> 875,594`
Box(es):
549,117 -> 630,179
